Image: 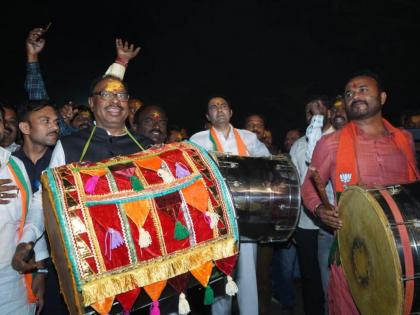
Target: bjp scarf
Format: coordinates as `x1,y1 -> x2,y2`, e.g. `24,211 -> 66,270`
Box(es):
7,158 -> 37,303
209,127 -> 249,156
335,120 -> 419,192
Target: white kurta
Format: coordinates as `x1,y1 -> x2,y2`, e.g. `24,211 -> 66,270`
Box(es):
190,125 -> 270,315
190,125 -> 270,157
0,148 -> 48,315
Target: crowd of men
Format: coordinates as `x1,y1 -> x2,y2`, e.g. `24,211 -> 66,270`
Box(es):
0,26 -> 419,315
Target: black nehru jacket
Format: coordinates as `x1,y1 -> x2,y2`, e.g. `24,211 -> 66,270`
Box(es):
60,126 -> 153,163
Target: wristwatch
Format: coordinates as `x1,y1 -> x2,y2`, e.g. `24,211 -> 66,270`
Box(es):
35,268 -> 49,275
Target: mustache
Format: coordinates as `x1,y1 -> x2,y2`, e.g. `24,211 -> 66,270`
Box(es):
4,127 -> 12,133
47,131 -> 59,136
350,100 -> 368,107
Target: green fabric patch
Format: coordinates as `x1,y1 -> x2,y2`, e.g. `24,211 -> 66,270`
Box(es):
204,285 -> 214,305
174,220 -> 189,240
130,175 -> 144,191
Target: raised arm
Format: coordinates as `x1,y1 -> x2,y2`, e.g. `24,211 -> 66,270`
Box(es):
104,38 -> 141,80
25,27 -> 49,100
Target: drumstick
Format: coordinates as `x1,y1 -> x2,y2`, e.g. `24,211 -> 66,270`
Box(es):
44,22 -> 52,33
309,166 -> 333,211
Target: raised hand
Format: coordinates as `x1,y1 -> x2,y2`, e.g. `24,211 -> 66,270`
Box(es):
307,100 -> 325,116
26,28 -> 46,61
59,102 -> 78,125
116,38 -> 141,62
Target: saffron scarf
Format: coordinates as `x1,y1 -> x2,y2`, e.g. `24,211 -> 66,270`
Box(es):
335,120 -> 419,192
209,127 -> 249,156
7,158 -> 37,303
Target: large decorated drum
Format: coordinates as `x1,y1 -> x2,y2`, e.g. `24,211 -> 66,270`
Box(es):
41,142 -> 239,314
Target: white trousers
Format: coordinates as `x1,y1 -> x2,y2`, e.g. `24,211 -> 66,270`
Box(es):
0,265 -> 36,315
211,240 -> 259,315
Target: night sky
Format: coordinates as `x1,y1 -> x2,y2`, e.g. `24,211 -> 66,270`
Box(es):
2,0 -> 420,146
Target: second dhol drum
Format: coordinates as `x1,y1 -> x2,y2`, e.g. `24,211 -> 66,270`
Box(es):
338,183 -> 420,315
211,153 -> 300,243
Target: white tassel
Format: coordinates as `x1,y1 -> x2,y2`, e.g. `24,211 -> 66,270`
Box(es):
205,211 -> 220,229
138,227 -> 152,248
225,276 -> 238,296
178,292 -> 191,315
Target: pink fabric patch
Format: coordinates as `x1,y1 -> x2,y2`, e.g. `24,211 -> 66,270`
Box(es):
328,264 -> 360,315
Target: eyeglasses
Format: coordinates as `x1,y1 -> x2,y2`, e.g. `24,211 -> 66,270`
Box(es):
92,90 -> 130,101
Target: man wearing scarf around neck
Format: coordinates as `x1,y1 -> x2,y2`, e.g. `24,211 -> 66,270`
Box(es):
190,96 -> 270,315
301,71 -> 419,314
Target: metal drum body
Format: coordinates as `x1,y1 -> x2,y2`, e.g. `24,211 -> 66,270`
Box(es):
211,153 -> 300,243
338,182 -> 420,315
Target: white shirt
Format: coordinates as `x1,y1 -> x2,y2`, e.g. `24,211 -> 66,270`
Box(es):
4,142 -> 21,153
290,116 -> 335,229
190,125 -> 270,157
0,148 -> 48,270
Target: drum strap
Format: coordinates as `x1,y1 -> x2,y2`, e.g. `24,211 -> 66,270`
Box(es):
79,125 -> 145,161
7,158 -> 37,303
379,189 -> 414,315
209,127 -> 249,156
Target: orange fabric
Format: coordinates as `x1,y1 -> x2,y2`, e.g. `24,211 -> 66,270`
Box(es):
336,120 -> 419,192
210,127 -> 249,156
144,280 -> 167,301
190,261 -> 213,287
134,156 -> 163,171
7,163 -> 37,303
124,199 -> 150,227
24,274 -> 36,303
181,180 -> 209,212
90,296 -> 115,315
79,169 -> 108,177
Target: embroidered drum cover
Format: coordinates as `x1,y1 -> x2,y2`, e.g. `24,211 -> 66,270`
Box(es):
41,142 -> 239,314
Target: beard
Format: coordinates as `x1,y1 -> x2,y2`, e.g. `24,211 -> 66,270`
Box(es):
347,100 -> 381,120
332,115 -> 347,129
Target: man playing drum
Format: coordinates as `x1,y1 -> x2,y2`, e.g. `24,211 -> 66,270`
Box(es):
11,41 -> 155,311
301,71 -> 419,314
190,95 -> 270,315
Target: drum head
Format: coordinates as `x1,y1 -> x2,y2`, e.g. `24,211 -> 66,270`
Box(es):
338,186 -> 403,315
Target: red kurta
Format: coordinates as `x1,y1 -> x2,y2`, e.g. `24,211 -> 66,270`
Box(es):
301,123 -> 419,315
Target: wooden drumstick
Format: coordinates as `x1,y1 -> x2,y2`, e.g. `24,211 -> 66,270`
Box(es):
309,166 -> 333,211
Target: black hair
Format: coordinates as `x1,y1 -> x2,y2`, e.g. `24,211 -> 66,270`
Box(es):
89,75 -> 128,96
305,95 -> 332,109
0,102 -> 17,113
244,113 -> 267,126
205,94 -> 232,112
134,104 -> 167,125
346,70 -> 385,92
17,100 -> 57,122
